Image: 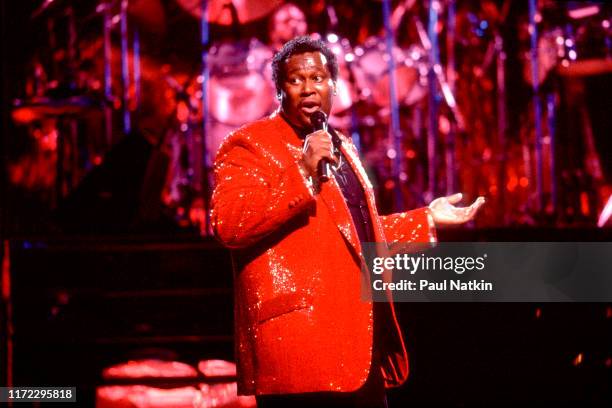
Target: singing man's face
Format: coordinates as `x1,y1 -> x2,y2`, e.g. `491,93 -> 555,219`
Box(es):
279,51 -> 335,130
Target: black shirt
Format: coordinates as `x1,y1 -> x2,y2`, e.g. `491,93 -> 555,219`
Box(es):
332,151 -> 375,244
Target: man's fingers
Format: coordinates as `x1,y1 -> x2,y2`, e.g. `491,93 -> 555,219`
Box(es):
461,197 -> 486,221
469,196 -> 486,211
306,138 -> 335,162
446,192 -> 463,204
308,129 -> 332,142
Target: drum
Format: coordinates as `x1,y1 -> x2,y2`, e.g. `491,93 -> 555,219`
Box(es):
401,44 -> 430,106
351,37 -> 421,108
206,38 -> 276,155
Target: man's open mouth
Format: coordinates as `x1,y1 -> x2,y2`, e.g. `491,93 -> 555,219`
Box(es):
300,101 -> 320,115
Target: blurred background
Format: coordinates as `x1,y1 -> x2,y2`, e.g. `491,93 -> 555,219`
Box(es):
0,0 -> 611,406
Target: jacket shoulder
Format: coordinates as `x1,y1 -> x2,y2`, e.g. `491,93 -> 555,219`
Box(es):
215,115 -> 284,160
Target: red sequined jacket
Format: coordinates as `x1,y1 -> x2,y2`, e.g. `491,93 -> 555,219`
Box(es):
211,112 -> 436,395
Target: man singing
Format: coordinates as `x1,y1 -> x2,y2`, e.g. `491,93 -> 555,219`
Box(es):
211,36 -> 484,407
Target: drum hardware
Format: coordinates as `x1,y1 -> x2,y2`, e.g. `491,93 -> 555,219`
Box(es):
528,0 -> 546,214
11,0 -> 151,208
163,75 -> 199,221
380,0 -> 406,210
404,4 -> 466,204
120,0 -> 131,134
198,0 -> 212,235
12,95 -> 102,125
12,96 -> 99,207
491,3 -> 511,223
100,0 -> 114,147
445,0 -> 457,196
13,1 -> 97,205
413,15 -> 466,133
82,0 -> 147,145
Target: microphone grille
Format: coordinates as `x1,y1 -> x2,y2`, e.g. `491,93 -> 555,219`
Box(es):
310,110 -> 327,128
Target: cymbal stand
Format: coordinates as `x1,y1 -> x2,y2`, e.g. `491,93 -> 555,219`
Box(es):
63,6 -> 78,199
346,57 -> 363,153
445,0 -> 457,196
546,89 -> 557,215
200,0 -> 212,235
412,4 -> 466,203
100,0 -> 113,146
381,0 -> 405,210
133,28 -> 141,107
528,0 -> 544,212
120,0 -> 131,134
478,2 -> 510,223
52,5 -> 81,203
425,0 -> 440,203
495,32 -> 509,224
164,75 -> 198,223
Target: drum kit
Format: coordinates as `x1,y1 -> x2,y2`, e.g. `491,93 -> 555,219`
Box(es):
9,0 -> 612,231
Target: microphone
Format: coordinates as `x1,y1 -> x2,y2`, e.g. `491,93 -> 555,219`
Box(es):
310,110 -> 332,182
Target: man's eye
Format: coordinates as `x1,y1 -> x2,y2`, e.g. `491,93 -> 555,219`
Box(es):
313,75 -> 323,82
288,77 -> 300,84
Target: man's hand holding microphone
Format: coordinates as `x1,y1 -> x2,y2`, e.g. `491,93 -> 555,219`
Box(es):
300,111 -> 338,182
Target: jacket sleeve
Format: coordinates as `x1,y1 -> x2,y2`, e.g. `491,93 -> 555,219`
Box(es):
211,134 -> 316,249
379,208 -> 437,245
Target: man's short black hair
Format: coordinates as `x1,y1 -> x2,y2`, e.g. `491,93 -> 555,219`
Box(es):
271,36 -> 339,96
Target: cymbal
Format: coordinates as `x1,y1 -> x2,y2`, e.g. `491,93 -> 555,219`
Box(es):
12,95 -> 101,124
176,0 -> 282,25
557,58 -> 612,77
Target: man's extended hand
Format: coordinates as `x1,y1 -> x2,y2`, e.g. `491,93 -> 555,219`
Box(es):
300,130 -> 337,178
428,193 -> 485,225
